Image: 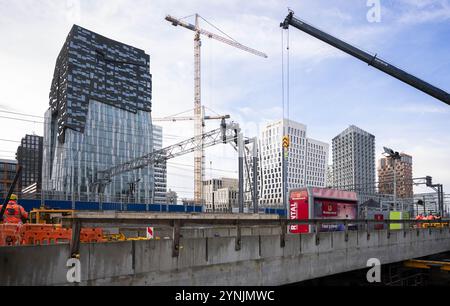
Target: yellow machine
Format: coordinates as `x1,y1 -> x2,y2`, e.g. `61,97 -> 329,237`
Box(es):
422,221 -> 449,229
404,260 -> 450,272
28,207 -> 156,241
104,233 -> 155,242
29,207 -> 74,225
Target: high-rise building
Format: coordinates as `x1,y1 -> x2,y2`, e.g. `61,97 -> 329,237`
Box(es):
16,134 -> 43,195
332,125 -> 376,194
0,159 -> 19,199
203,178 -> 238,212
153,125 -> 167,203
247,119 -> 329,208
42,25 -> 154,203
378,153 -> 413,199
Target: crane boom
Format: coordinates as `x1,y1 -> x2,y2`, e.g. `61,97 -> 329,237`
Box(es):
153,114 -> 230,122
281,11 -> 450,106
94,121 -> 240,191
166,15 -> 268,58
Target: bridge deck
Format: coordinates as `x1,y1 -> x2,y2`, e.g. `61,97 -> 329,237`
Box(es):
1,226 -> 450,286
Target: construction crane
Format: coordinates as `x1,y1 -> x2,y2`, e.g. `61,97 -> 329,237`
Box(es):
165,14 -> 268,205
93,120 -> 241,195
153,115 -> 230,122
280,10 -> 450,106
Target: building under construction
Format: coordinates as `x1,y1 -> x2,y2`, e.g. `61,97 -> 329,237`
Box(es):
378,153 -> 413,199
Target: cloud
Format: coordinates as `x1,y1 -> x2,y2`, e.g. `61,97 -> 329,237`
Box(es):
396,0 -> 450,24
384,104 -> 449,114
0,103 -> 14,111
409,143 -> 450,192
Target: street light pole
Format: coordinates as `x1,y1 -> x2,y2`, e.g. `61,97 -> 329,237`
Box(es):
383,147 -> 401,212
393,158 -> 397,211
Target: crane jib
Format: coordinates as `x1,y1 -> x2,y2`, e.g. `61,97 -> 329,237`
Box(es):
281,12 -> 450,106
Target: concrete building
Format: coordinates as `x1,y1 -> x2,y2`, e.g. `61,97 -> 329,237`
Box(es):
152,125 -> 167,204
246,119 -> 329,208
0,159 -> 19,199
16,134 -> 43,195
42,25 -> 154,204
214,188 -> 238,212
332,125 -> 376,194
203,178 -> 238,212
378,153 -> 413,199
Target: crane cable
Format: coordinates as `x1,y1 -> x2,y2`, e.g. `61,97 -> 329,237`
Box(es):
281,26 -> 291,122
281,28 -> 285,121
287,27 -> 290,122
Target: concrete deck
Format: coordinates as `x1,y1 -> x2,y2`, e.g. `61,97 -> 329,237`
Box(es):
1,227 -> 450,286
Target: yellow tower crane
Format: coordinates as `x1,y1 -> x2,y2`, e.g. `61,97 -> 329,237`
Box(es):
165,14 -> 267,206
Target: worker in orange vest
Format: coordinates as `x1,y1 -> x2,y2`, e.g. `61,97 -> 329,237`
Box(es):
415,214 -> 424,228
0,194 -> 28,224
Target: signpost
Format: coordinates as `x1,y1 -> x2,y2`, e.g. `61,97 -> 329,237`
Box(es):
146,227 -> 154,240
282,136 -> 290,216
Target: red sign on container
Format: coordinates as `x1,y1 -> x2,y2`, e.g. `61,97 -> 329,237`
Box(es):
321,202 -> 338,217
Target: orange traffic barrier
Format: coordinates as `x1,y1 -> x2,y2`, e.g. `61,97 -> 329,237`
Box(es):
1,223 -> 106,246
80,228 -> 107,243
0,224 -> 23,246
21,224 -> 71,245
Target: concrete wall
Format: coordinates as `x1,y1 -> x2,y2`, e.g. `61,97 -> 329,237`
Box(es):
1,227 -> 450,286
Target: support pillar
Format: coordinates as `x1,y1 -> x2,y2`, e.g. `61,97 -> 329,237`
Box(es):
252,138 -> 259,214
238,132 -> 244,214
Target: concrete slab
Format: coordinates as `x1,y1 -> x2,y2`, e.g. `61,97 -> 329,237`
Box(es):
260,235 -> 283,258
87,242 -> 134,280
1,227 -> 450,286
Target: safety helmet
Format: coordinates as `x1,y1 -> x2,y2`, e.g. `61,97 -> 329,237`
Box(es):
10,194 -> 18,201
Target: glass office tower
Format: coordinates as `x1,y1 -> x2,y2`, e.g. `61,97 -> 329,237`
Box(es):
16,134 -> 44,194
43,25 -> 154,203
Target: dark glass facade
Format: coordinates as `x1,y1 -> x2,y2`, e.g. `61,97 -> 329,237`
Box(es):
49,25 -> 152,143
0,159 -> 19,199
43,25 -> 155,203
16,135 -> 43,193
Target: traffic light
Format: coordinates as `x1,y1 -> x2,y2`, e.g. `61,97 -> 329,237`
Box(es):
282,136 -> 290,148
426,176 -> 433,187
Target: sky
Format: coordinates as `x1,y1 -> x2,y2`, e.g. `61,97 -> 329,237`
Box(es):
0,0 -> 449,199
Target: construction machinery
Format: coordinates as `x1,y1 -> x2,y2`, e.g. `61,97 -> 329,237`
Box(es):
280,10 -> 450,106
29,207 -> 74,225
165,14 -> 267,206
93,119 -> 241,196
404,259 -> 450,272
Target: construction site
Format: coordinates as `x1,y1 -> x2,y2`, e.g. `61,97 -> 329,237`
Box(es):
1,3 -> 450,288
